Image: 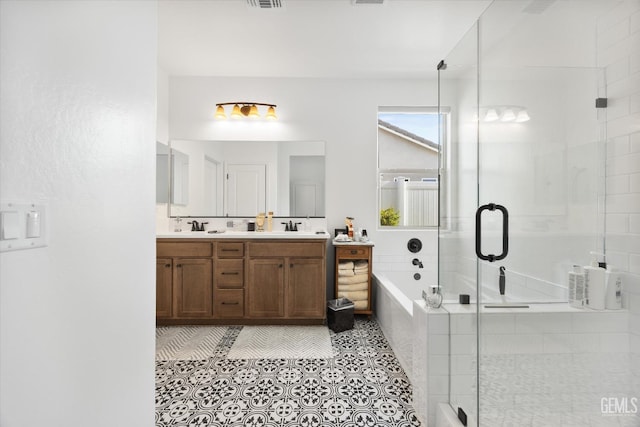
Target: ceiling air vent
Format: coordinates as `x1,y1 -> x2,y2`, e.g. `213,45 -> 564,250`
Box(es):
247,0 -> 283,9
352,0 -> 385,5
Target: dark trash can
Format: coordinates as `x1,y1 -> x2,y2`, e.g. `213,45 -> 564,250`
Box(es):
327,298 -> 354,333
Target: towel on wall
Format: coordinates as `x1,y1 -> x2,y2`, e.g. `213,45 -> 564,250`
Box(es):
337,273 -> 368,285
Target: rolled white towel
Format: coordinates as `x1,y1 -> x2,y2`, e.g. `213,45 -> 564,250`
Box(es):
353,300 -> 369,310
338,282 -> 368,292
338,261 -> 354,270
338,269 -> 356,277
337,290 -> 368,301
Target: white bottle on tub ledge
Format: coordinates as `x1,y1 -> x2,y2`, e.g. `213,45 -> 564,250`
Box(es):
585,251 -> 606,310
568,265 -> 586,308
605,265 -> 622,310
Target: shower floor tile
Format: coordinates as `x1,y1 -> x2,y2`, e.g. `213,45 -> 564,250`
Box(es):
155,317 -> 421,427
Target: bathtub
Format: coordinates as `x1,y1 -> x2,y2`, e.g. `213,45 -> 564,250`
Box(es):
373,270 -> 430,381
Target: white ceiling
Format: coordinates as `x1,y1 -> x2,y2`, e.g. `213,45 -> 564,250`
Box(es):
158,0 -> 491,79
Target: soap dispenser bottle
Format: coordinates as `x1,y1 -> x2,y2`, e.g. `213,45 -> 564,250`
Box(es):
267,211 -> 273,232
585,251 -> 606,310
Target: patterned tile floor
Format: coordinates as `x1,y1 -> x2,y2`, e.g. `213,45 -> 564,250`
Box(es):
155,317 -> 421,427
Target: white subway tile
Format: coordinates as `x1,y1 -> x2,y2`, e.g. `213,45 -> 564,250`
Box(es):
450,313 -> 476,335
428,374 -> 449,395
631,131 -> 640,152
451,355 -> 477,376
630,173 -> 640,193
630,254 -> 640,275
607,193 -> 640,214
450,334 -> 476,355
606,214 -> 630,233
633,89 -> 640,114
632,50 -> 640,74
607,113 -> 640,139
479,313 -> 515,334
449,374 -> 475,396
632,9 -> 640,34
605,250 -> 629,271
607,57 -> 630,84
607,151 -> 640,174
598,17 -> 630,49
607,174 -> 630,194
428,312 -> 449,335
572,311 -> 629,333
598,1 -> 640,34
569,333 -> 601,353
428,354 -> 449,374
481,333 -> 544,355
600,332 -> 630,353
607,134 -> 631,158
516,313 -> 572,334
543,334 -> 573,354
608,94 -> 631,120
428,334 -> 449,355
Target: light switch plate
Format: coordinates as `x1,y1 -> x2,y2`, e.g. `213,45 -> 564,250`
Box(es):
0,202 -> 48,252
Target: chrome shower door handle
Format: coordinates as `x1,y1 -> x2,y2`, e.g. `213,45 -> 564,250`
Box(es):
475,203 -> 509,262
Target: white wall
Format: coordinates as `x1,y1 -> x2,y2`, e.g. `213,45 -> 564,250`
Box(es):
0,2 -> 157,426
167,76 -> 444,293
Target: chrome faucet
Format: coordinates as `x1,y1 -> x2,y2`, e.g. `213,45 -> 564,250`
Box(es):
499,266 -> 506,295
412,258 -> 424,268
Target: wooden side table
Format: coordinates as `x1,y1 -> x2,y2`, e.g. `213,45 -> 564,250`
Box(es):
333,241 -> 374,315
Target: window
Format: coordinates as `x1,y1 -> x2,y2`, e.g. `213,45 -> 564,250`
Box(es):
377,107 -> 447,229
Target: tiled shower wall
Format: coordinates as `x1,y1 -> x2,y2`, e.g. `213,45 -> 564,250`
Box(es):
598,0 -> 640,394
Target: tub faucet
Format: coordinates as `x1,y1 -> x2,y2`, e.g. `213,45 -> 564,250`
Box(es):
412,258 -> 423,268
499,266 -> 506,295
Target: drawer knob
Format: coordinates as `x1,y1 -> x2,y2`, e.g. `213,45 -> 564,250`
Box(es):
221,272 -> 239,275
221,301 -> 239,305
165,264 -> 171,268
350,250 -> 357,254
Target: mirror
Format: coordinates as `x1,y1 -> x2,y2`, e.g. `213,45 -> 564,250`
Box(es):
156,142 -> 189,206
164,140 -> 325,218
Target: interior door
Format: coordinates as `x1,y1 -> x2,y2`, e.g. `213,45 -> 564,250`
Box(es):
204,156 -> 223,216
225,163 -> 266,216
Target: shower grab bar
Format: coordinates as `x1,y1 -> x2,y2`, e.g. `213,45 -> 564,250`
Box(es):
475,203 -> 509,262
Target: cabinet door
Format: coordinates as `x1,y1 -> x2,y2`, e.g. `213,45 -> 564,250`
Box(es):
248,258 -> 284,318
287,258 -> 325,318
174,258 -> 213,318
156,258 -> 173,318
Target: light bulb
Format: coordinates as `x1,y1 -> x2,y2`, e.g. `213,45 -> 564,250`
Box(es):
214,105 -> 227,119
515,110 -> 530,122
231,104 -> 242,119
501,108 -> 516,122
266,106 -> 277,120
484,108 -> 499,122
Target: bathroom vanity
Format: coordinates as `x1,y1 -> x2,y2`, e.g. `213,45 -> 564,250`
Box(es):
156,232 -> 330,325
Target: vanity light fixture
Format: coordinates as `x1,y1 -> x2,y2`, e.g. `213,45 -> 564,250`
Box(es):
480,105 -> 530,123
214,102 -> 278,120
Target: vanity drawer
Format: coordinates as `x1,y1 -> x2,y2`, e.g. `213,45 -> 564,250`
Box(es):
215,290 -> 244,318
217,242 -> 244,258
248,242 -> 324,258
216,259 -> 244,288
336,246 -> 370,259
157,241 -> 213,257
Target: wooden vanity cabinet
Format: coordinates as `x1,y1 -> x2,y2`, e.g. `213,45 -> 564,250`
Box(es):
156,238 -> 326,325
157,241 -> 213,320
156,258 -> 173,318
214,242 -> 245,318
247,241 -> 326,321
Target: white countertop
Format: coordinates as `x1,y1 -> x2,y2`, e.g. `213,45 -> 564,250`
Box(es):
332,240 -> 375,246
157,230 -> 331,240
